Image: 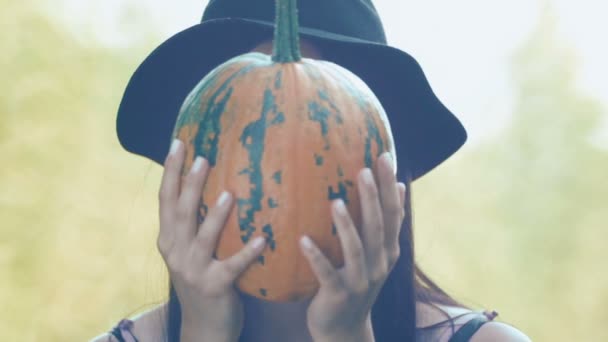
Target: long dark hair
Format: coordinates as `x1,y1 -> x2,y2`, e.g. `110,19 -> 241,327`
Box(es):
162,172 -> 466,341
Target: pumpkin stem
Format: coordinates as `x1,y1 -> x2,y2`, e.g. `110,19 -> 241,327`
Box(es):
272,0 -> 302,63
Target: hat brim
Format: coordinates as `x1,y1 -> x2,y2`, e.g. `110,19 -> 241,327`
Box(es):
116,17 -> 466,180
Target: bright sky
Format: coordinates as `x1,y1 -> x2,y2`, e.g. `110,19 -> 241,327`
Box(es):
50,0 -> 607,147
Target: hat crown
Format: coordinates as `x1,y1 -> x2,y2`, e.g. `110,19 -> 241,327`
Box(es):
202,0 -> 387,44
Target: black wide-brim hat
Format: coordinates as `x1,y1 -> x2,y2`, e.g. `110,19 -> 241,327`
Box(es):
117,0 -> 467,181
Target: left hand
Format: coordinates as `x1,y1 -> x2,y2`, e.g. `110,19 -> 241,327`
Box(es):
300,152 -> 407,342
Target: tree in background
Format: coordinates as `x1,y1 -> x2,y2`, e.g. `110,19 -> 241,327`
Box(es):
0,1 -> 160,341
415,4 -> 607,342
493,4 -> 608,340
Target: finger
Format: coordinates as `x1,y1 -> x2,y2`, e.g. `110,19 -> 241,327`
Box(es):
358,167 -> 385,263
397,182 -> 406,220
219,236 -> 266,283
176,156 -> 209,241
195,191 -> 234,261
159,139 -> 184,221
332,199 -> 366,280
300,235 -> 342,291
375,153 -> 402,250
158,139 -> 185,253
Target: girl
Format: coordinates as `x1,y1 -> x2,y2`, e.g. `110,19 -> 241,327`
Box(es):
94,0 -> 531,341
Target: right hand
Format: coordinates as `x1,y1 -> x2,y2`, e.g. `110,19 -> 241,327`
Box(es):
158,139 -> 266,341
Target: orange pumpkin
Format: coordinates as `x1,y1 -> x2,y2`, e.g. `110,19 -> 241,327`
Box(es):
171,0 -> 396,301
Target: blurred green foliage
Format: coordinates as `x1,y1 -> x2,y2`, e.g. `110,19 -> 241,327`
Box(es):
1,1 -> 606,341
414,9 -> 608,342
1,1 -> 166,340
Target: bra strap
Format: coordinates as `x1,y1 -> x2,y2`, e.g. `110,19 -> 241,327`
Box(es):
109,319 -> 140,342
447,310 -> 498,342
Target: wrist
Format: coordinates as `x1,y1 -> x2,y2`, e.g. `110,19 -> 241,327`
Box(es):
180,315 -> 240,342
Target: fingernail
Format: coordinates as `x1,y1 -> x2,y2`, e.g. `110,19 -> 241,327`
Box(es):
170,139 -> 181,156
191,157 -> 204,173
382,152 -> 393,168
300,236 -> 313,250
397,183 -> 404,195
362,168 -> 374,186
252,237 -> 265,249
334,199 -> 347,216
216,191 -> 231,207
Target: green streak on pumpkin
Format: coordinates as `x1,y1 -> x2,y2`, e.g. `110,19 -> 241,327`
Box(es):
272,171 -> 282,184
175,63 -> 258,166
308,101 -> 332,150
271,112 -> 285,125
174,59 -> 266,130
331,223 -> 337,236
364,113 -> 386,169
174,64 -> 258,227
328,181 -> 349,204
193,87 -> 232,167
318,89 -> 343,124
275,70 -> 283,89
237,88 -> 282,244
262,224 -> 276,251
314,153 -> 324,166
173,64 -> 223,129
322,63 -> 388,168
268,198 -> 279,208
308,87 -> 344,151
257,255 -> 265,265
260,288 -> 268,296
337,165 -> 344,177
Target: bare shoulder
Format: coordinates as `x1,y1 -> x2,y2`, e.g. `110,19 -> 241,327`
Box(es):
89,302 -> 168,342
470,321 -> 532,342
416,302 -> 531,342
